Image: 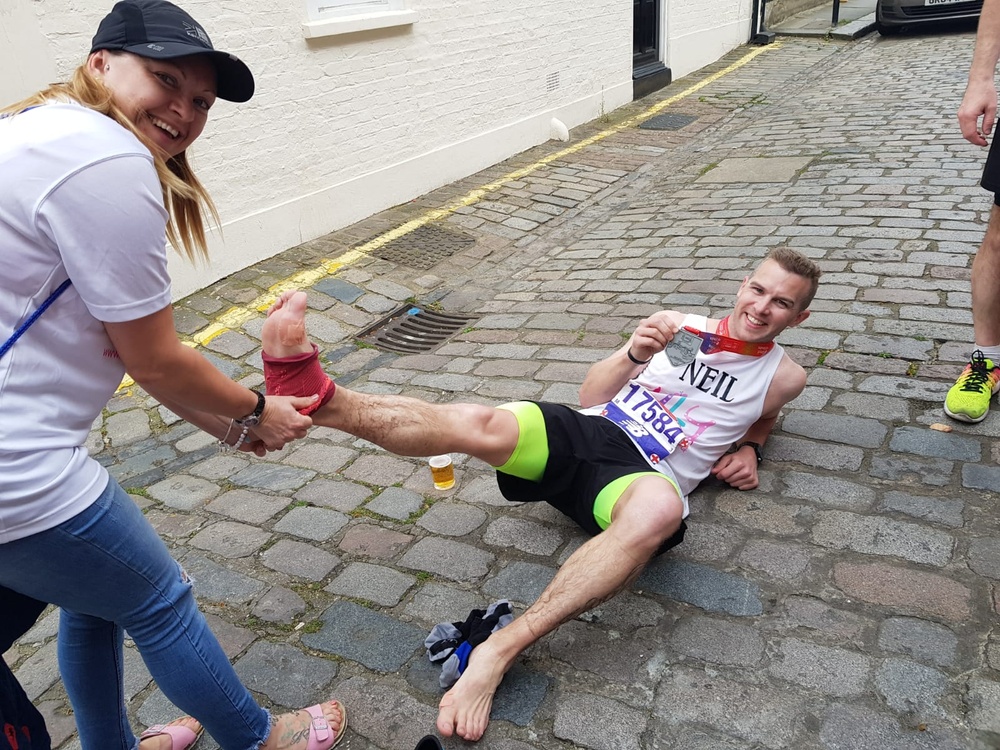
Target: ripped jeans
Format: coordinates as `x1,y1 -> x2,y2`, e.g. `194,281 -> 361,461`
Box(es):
0,478 -> 272,750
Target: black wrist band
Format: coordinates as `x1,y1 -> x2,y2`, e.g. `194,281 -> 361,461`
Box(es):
627,348 -> 653,365
736,440 -> 763,465
236,389 -> 266,427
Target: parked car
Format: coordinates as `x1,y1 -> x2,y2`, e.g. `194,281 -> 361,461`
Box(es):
876,0 -> 982,35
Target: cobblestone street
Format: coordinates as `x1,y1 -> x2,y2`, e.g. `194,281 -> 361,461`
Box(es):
6,28 -> 1000,750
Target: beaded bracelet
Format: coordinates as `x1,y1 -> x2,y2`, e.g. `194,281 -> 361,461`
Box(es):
218,419 -> 250,453
231,423 -> 251,451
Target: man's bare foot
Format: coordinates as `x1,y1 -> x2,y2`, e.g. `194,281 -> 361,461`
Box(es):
263,700 -> 347,750
262,290 -> 336,413
264,290 -> 313,358
137,717 -> 202,750
436,640 -> 510,741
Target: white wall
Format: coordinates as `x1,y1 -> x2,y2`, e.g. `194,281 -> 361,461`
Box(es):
0,0 -> 59,104
6,0 -> 633,299
664,0 -> 754,80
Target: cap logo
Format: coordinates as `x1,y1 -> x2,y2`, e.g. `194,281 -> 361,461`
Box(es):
145,43 -> 165,51
183,21 -> 211,46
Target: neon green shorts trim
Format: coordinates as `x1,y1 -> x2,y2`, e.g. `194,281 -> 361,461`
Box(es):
495,401 -> 548,482
494,401 -> 682,533
592,471 -> 681,530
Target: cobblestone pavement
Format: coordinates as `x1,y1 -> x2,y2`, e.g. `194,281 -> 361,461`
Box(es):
7,30 -> 1000,750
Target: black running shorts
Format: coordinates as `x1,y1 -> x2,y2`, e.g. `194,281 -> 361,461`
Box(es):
982,132 -> 1000,201
495,402 -> 686,552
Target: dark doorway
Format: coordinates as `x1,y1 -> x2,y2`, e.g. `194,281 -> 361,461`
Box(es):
633,0 -> 671,99
633,0 -> 659,67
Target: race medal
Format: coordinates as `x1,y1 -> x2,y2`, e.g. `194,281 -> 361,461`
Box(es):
666,328 -> 702,367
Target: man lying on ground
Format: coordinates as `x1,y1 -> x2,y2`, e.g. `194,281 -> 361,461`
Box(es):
260,246 -> 821,742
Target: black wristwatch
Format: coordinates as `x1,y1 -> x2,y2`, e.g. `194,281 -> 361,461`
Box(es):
236,389 -> 266,427
736,440 -> 763,465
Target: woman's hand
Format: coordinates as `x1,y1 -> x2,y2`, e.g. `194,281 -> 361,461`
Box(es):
250,394 -> 317,449
237,437 -> 269,457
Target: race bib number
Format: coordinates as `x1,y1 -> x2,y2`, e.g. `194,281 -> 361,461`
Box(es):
599,382 -> 689,465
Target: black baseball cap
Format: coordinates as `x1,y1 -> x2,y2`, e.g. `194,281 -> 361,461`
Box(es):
90,0 -> 254,102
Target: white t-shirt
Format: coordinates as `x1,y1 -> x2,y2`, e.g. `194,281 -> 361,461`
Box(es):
0,102 -> 172,543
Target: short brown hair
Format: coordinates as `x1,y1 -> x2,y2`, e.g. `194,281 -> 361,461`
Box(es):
762,247 -> 821,309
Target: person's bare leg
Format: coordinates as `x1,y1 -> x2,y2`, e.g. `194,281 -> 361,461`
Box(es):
971,206 -> 1000,347
262,291 -> 518,465
437,479 -> 683,741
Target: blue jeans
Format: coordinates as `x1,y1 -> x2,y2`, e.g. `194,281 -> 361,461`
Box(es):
0,479 -> 272,750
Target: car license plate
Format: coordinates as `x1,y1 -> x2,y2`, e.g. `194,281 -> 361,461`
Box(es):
924,0 -> 969,5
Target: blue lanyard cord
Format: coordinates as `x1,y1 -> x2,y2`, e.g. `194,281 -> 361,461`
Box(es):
0,280 -> 73,361
0,105 -> 40,120
0,106 -> 64,361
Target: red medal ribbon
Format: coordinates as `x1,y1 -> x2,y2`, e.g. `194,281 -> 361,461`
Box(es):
684,316 -> 774,357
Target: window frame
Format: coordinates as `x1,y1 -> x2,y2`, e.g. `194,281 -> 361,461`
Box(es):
302,0 -> 416,38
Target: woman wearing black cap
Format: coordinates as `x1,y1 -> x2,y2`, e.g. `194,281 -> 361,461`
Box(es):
0,2 -> 346,749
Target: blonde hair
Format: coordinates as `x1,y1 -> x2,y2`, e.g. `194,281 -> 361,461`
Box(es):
1,58 -> 218,262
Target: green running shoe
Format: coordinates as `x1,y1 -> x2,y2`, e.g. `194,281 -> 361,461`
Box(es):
944,351 -> 1000,423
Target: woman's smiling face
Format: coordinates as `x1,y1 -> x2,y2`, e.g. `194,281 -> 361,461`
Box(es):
91,50 -> 217,158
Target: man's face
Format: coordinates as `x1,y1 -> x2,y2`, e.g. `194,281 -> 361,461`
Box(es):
729,259 -> 811,343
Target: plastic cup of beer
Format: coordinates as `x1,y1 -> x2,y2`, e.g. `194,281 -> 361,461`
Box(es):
429,454 -> 455,490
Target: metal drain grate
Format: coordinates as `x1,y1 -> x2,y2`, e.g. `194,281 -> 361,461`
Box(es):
639,113 -> 698,131
358,305 -> 476,354
368,223 -> 476,270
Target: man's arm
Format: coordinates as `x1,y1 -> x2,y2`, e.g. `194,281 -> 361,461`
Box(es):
959,0 -> 1000,145
579,310 -> 687,408
710,354 -> 806,490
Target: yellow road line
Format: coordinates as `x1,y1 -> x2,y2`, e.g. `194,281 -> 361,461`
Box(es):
119,43 -> 778,390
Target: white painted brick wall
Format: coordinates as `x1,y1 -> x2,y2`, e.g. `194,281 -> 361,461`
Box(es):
5,1 -> 753,296
666,0 -> 754,79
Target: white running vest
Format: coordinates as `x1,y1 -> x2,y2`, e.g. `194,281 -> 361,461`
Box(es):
584,314 -> 785,500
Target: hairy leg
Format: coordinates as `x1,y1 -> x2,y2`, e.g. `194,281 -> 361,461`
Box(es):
262,291 -> 518,466
437,478 -> 682,741
972,206 -> 1000,347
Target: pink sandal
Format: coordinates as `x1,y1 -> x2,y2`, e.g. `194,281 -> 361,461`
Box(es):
138,719 -> 203,750
303,700 -> 348,750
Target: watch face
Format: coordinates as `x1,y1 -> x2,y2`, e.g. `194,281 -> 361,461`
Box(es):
242,416 -> 260,427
